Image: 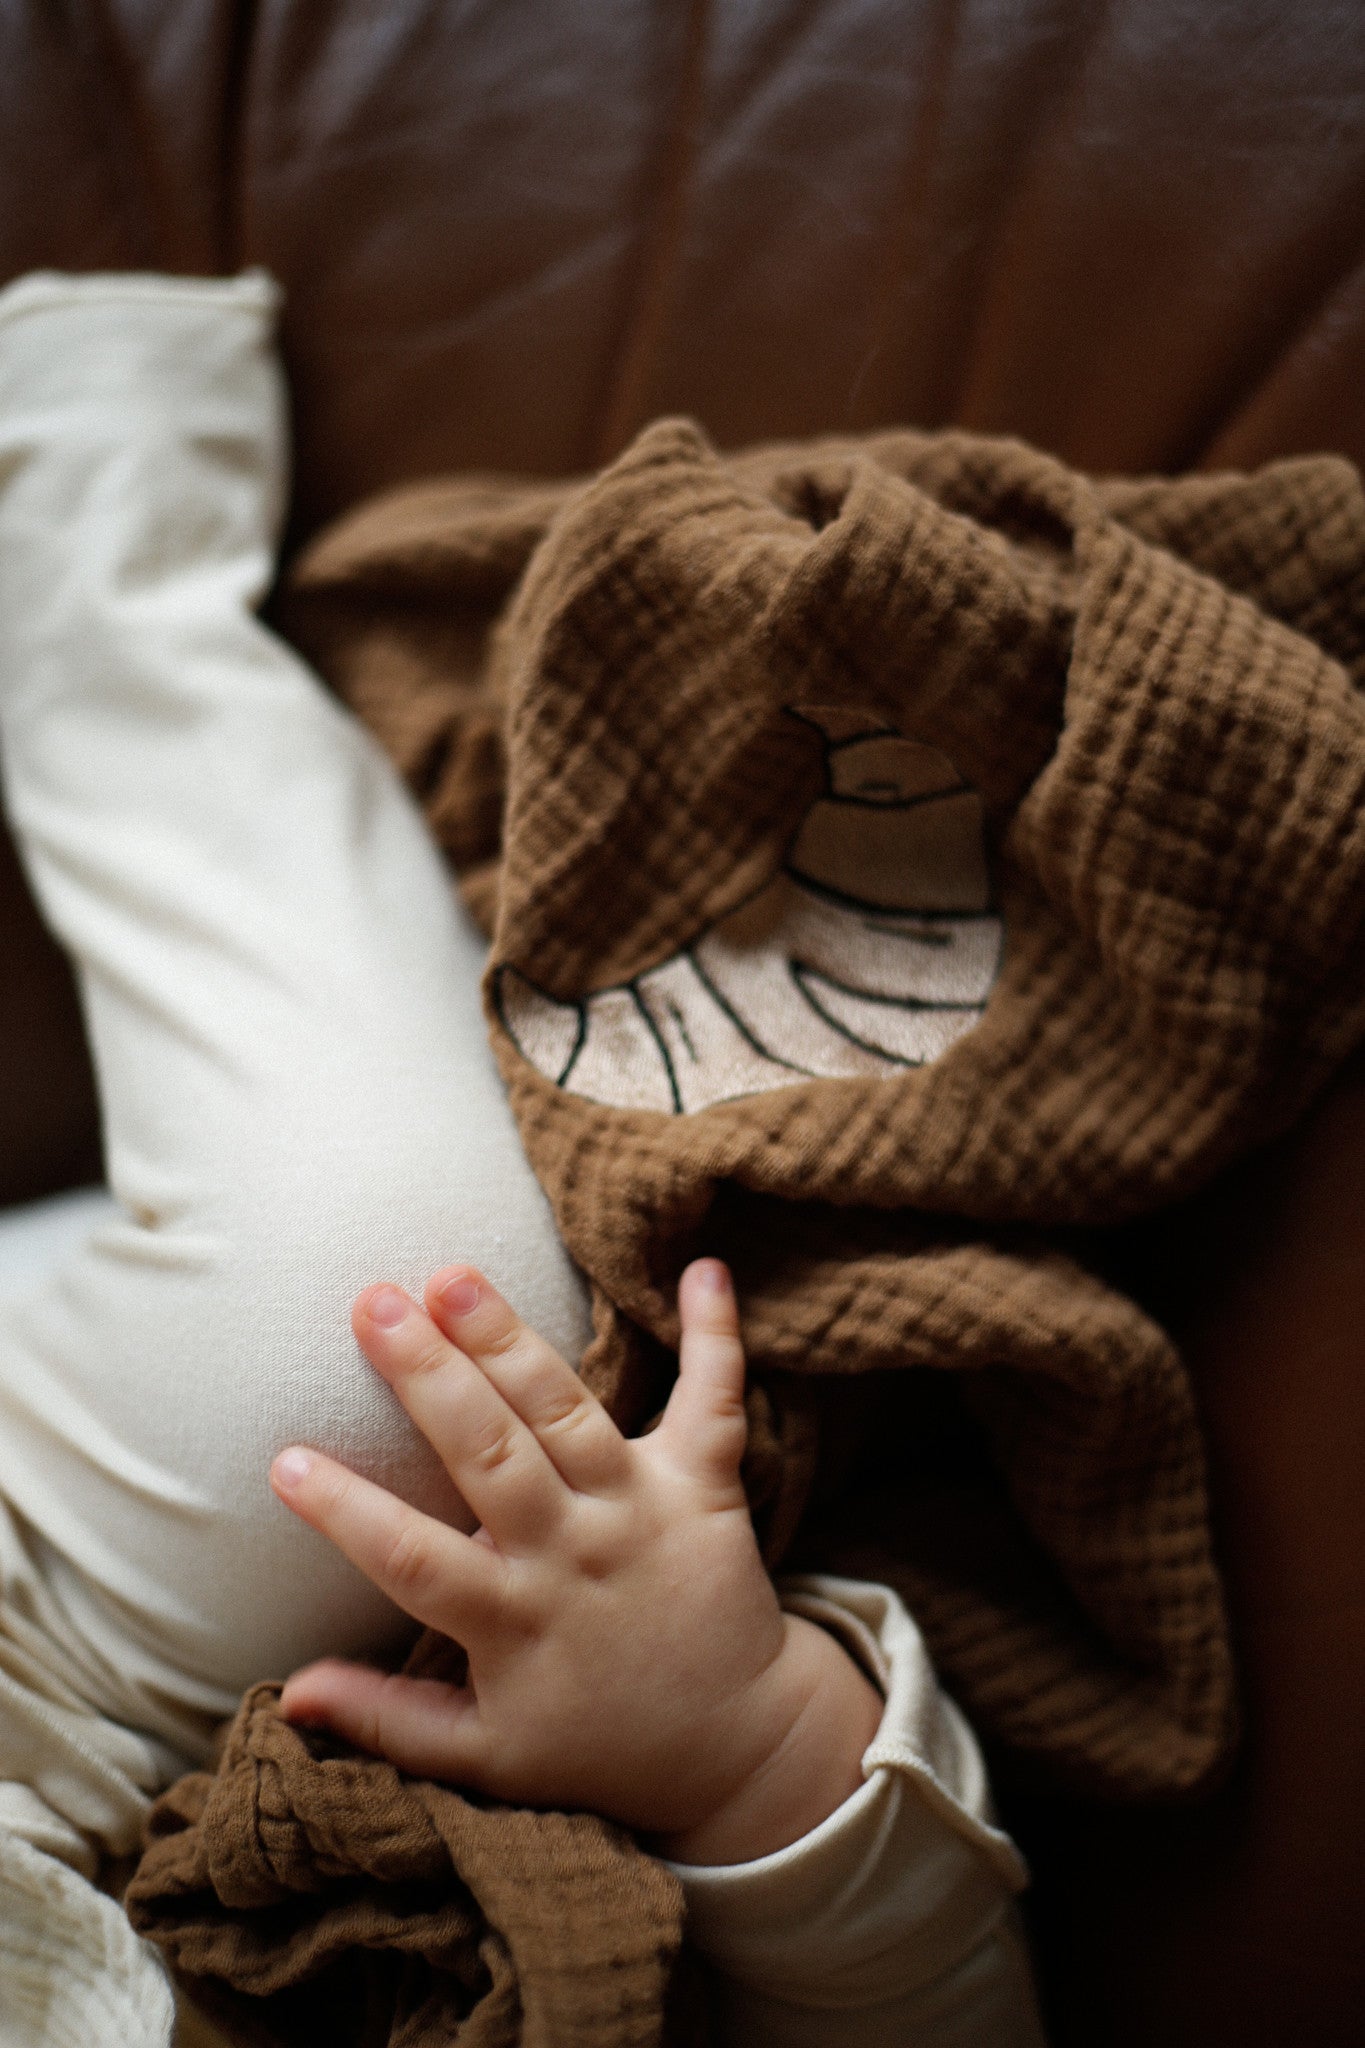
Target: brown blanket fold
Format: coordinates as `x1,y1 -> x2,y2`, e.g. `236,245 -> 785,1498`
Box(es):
127,1662 -> 700,2048
128,419 -> 1365,2035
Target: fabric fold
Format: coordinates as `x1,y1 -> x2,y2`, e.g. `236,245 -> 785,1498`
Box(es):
282,418 -> 1365,1797
126,1676 -> 694,2048
126,415 -> 1365,2037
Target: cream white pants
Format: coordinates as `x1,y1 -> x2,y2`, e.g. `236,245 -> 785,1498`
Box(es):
0,269 -> 592,1837
0,274 -> 1044,2048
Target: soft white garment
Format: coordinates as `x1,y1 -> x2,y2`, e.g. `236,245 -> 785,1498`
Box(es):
0,271 -> 1045,2047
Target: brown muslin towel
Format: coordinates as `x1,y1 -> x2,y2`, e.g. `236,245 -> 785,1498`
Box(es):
128,420 -> 1365,2035
126,1661 -> 700,2048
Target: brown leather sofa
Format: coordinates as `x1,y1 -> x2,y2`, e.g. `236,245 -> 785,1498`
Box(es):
2,5 -> 1363,2042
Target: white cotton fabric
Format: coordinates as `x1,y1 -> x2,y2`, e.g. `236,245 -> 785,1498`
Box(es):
0,1827 -> 175,2048
671,1578 -> 1047,2045
0,271 -> 1044,2047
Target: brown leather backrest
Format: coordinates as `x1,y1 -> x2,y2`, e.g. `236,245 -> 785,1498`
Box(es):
1,1 -> 1362,1203
3,0 -> 1363,537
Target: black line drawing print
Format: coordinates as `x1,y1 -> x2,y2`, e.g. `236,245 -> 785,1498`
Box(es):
496,709 -> 1004,1113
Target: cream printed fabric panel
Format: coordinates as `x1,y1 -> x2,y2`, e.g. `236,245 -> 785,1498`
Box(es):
499,720 -> 1004,1114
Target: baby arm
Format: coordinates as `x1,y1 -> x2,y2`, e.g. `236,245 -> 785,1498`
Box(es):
269,1259 -> 882,1863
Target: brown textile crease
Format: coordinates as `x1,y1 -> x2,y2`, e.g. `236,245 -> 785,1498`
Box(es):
127,1671 -> 696,2048
128,419 -> 1365,2040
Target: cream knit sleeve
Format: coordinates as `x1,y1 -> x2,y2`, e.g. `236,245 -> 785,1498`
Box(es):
666,1575 -> 1049,2048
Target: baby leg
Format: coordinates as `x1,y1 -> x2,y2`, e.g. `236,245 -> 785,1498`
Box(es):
0,273 -> 590,1780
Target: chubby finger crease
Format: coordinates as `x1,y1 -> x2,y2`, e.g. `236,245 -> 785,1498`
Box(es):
391,1323 -> 457,1380
473,1317 -> 525,1364
525,1385 -> 602,1454
463,1339 -> 575,1438
463,1411 -> 524,1479
380,1513 -> 441,1603
357,1671 -> 404,1755
404,1342 -> 526,1456
708,1377 -> 748,1422
692,1299 -> 742,1341
529,1380 -> 628,1480
691,1329 -> 745,1381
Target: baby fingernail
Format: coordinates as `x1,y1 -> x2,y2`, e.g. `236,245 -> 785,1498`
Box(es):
367,1286 -> 410,1328
273,1448 -> 312,1489
696,1259 -> 731,1293
437,1272 -> 481,1316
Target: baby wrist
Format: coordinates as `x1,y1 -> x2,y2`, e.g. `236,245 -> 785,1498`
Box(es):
649,1613 -> 883,1867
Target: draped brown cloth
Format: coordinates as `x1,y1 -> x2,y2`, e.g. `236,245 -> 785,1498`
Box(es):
128,420 -> 1365,2037
286,417 -> 1365,1792
126,1657 -> 702,2048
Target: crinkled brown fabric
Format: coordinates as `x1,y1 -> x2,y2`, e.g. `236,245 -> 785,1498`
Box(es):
284,419 -> 1365,1800
125,1666 -> 698,2048
127,418 -> 1365,2040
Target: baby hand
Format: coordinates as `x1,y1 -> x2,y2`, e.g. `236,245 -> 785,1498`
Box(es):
270,1260 -> 881,1863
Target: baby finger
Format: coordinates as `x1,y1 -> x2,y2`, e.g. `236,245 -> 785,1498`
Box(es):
279,1660 -> 495,1786
426,1265 -> 631,1495
270,1445 -> 508,1642
353,1284 -> 570,1551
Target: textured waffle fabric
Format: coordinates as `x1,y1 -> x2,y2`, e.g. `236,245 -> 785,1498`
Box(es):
127,1671 -> 693,2048
282,418 -> 1365,1801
